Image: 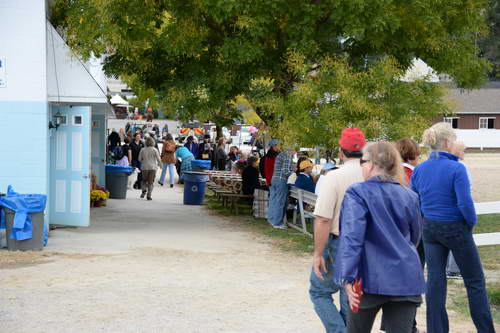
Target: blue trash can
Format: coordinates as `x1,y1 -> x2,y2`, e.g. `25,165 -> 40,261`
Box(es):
191,159 -> 212,171
183,171 -> 209,205
105,164 -> 134,199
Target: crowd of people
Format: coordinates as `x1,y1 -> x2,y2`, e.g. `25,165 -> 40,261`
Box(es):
107,122 -> 495,333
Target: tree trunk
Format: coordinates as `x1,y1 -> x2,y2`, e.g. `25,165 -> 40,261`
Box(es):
215,125 -> 223,140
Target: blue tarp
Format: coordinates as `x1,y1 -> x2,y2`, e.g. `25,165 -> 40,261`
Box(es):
106,164 -> 134,174
0,186 -> 47,242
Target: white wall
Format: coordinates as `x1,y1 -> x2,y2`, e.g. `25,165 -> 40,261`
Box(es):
0,0 -> 49,195
0,0 -> 47,102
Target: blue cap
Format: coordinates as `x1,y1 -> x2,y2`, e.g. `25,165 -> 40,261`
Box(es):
322,163 -> 337,171
268,139 -> 280,147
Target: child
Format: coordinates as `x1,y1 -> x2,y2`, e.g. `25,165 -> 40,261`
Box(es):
294,159 -> 315,193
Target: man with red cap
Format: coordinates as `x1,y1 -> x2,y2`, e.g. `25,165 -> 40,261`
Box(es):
309,128 -> 366,333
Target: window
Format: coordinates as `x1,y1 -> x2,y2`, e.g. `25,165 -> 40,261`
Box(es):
59,115 -> 67,125
73,115 -> 83,126
479,117 -> 495,129
444,117 -> 459,129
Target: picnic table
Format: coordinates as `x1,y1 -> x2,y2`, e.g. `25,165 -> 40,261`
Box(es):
206,171 -> 265,214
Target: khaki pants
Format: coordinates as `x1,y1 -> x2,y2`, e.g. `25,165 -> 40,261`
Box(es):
141,170 -> 156,198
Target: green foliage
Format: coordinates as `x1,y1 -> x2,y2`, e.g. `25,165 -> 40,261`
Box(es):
51,0 -> 492,146
253,57 -> 449,148
475,214 -> 500,234
478,0 -> 500,80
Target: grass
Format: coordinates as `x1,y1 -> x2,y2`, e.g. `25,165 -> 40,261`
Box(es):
475,214 -> 500,234
205,192 -> 313,255
448,280 -> 500,324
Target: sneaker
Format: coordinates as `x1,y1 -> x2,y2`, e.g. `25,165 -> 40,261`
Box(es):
147,197 -> 152,201
273,224 -> 288,230
170,184 -> 174,188
140,192 -> 146,199
158,181 -> 164,186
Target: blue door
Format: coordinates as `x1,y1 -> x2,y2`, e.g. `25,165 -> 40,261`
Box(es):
49,106 -> 91,227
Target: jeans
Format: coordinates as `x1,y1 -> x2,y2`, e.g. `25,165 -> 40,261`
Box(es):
131,160 -> 142,188
159,163 -> 176,185
423,219 -> 495,333
309,236 -> 349,333
348,295 -> 418,333
267,179 -> 289,226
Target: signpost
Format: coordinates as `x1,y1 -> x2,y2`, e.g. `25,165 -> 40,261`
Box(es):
0,58 -> 6,88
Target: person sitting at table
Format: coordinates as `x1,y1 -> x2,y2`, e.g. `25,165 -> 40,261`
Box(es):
294,159 -> 316,193
242,156 -> 260,196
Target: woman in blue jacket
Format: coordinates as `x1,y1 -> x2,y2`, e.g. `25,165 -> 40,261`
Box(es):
335,142 -> 425,333
411,123 -> 494,333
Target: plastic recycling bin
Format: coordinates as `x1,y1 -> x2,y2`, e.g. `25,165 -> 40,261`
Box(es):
0,189 -> 47,251
105,164 -> 134,199
183,171 -> 209,205
4,209 -> 44,251
191,159 -> 212,172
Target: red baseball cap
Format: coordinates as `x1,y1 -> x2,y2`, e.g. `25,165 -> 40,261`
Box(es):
339,128 -> 366,151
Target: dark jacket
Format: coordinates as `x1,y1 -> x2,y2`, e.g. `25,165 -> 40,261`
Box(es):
335,176 -> 425,296
185,142 -> 199,158
215,146 -> 228,171
198,142 -> 214,160
242,166 -> 260,195
130,140 -> 145,162
411,151 -> 476,227
294,173 -> 315,193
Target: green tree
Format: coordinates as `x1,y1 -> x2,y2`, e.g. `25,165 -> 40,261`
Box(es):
478,0 -> 500,80
51,0 -> 492,144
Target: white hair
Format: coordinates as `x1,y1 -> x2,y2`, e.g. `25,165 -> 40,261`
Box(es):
422,122 -> 457,151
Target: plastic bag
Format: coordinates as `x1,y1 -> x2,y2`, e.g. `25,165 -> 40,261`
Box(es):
0,186 -> 47,241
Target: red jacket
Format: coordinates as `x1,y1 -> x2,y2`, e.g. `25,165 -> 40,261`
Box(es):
264,148 -> 279,185
403,165 -> 413,186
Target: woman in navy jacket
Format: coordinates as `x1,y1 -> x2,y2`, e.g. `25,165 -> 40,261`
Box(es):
335,142 -> 425,333
411,123 -> 494,333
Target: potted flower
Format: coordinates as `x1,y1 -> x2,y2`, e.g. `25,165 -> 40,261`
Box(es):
90,189 -> 110,207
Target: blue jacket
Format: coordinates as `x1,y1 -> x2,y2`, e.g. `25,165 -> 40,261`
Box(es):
335,177 -> 425,296
175,146 -> 194,161
411,151 -> 476,226
294,173 -> 316,193
185,142 -> 199,158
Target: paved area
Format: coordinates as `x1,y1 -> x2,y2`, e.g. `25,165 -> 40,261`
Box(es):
1,180 -> 496,332
0,183 -> 324,332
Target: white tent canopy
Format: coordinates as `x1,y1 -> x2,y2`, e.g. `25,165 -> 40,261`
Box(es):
109,94 -> 130,107
401,58 -> 440,83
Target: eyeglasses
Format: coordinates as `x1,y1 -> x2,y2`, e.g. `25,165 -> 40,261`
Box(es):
360,158 -> 370,165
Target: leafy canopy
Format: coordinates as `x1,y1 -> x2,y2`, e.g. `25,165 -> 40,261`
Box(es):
51,0 -> 492,145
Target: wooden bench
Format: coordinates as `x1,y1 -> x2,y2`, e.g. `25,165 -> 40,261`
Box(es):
288,187 -> 317,237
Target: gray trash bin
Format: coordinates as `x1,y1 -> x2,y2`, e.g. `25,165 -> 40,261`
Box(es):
4,208 -> 44,251
105,165 -> 133,199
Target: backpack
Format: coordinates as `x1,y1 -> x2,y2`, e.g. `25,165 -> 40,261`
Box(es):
112,145 -> 125,160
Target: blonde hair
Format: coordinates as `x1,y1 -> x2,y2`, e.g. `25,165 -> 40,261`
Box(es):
363,142 -> 406,186
421,122 -> 456,151
451,141 -> 466,159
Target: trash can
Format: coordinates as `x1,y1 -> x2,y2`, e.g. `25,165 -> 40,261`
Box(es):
106,164 -> 134,199
4,209 -> 44,251
183,171 -> 209,205
0,187 -> 47,251
191,159 -> 212,172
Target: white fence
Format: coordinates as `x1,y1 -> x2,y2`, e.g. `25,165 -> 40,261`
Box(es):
474,201 -> 500,246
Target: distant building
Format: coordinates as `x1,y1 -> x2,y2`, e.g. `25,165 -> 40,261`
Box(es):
441,82 -> 500,149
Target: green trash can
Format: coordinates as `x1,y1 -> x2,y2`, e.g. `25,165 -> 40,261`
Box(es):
4,209 -> 45,251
